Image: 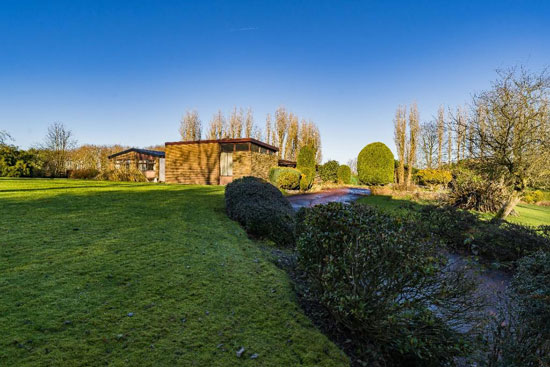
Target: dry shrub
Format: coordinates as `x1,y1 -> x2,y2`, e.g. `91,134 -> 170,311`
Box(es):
447,168 -> 508,212
96,167 -> 147,182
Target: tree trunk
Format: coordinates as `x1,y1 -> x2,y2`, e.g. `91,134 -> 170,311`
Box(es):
494,190 -> 521,220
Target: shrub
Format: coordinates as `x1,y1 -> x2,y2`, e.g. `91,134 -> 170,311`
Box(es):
299,167 -> 314,191
447,168 -> 509,212
96,167 -> 147,182
297,202 -> 478,366
319,160 -> 339,183
357,142 -> 394,185
69,168 -> 99,180
225,176 -> 295,247
416,168 -> 452,186
337,164 -> 351,184
482,251 -> 550,366
296,145 -> 316,170
0,145 -> 44,177
268,167 -> 300,190
523,190 -> 544,204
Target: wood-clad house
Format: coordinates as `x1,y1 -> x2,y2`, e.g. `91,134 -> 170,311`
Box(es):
108,148 -> 166,182
165,138 -> 279,184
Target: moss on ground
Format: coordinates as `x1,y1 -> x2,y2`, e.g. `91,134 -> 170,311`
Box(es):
0,178 -> 347,367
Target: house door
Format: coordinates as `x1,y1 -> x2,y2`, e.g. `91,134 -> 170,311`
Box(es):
220,151 -> 233,185
159,158 -> 165,182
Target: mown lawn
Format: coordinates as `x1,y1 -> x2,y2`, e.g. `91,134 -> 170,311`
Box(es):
358,195 -> 549,226
0,178 -> 347,367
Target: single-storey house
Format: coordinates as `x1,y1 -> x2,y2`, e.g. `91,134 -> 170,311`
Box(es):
108,138 -> 294,185
164,138 -> 280,184
108,148 -> 166,182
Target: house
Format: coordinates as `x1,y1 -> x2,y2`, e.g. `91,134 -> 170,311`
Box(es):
164,138 -> 280,184
108,148 -> 166,182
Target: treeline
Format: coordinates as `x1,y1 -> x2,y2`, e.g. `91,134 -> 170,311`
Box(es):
179,106 -> 322,163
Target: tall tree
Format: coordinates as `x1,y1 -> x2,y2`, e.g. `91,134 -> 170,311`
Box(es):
275,106 -> 289,158
299,119 -> 322,164
206,110 -> 226,139
394,105 -> 407,185
43,122 -> 76,176
468,67 -> 550,219
265,114 -> 273,145
285,113 -> 299,160
244,108 -> 254,138
179,110 -> 202,141
406,103 -> 419,187
0,130 -> 12,145
437,106 -> 445,168
447,110 -> 453,164
419,121 -> 438,169
228,107 -> 244,138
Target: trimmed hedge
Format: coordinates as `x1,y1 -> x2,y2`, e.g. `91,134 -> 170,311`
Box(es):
357,142 -> 394,185
297,146 -> 316,191
269,167 -> 301,190
319,160 -> 339,183
416,169 -> 452,186
337,165 -> 351,184
69,168 -> 100,180
225,176 -> 295,247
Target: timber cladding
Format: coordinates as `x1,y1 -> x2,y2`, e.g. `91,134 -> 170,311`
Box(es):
251,152 -> 278,180
165,142 -> 220,184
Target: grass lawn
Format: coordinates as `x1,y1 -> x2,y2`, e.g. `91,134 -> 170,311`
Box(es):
358,194 -> 549,226
0,178 -> 347,367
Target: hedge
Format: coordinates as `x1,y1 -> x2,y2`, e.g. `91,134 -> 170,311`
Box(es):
337,165 -> 351,184
319,160 -> 339,183
357,142 -> 394,185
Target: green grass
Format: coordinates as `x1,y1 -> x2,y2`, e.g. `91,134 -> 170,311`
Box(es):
0,178 -> 347,367
358,194 -> 549,227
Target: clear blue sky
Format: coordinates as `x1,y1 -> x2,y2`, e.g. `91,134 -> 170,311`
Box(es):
1,0 -> 549,163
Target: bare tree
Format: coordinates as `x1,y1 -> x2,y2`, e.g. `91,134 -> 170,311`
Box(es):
406,103 -> 419,187
43,122 -> 76,176
228,107 -> 244,138
265,114 -> 273,145
447,111 -> 453,164
419,121 -> 438,169
299,119 -> 322,163
206,110 -> 226,139
437,106 -> 445,168
275,106 -> 289,158
244,108 -> 254,138
394,105 -> 407,185
0,130 -> 13,145
347,157 -> 358,175
285,113 -> 299,160
179,110 -> 202,141
468,67 -> 550,219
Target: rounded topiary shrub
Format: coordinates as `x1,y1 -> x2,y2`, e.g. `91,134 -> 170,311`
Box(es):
319,160 -> 339,183
337,165 -> 351,184
296,202 -> 478,365
269,167 -> 300,189
357,142 -> 394,185
225,176 -> 295,247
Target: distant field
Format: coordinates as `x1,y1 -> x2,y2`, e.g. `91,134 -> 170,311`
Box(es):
0,179 -> 347,367
358,194 -> 549,227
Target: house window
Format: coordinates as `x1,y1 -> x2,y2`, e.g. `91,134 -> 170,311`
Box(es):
235,143 -> 249,151
138,160 -> 155,171
220,152 -> 233,176
221,143 -> 234,153
251,144 -> 261,153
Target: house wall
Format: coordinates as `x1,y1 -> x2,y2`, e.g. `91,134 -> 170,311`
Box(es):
165,142 -> 220,184
251,152 -> 278,180
232,151 -> 251,179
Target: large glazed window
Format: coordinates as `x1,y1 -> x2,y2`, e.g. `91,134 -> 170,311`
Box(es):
220,152 -> 233,176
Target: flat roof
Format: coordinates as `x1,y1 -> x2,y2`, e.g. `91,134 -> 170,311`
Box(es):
165,138 -> 278,152
108,148 -> 165,159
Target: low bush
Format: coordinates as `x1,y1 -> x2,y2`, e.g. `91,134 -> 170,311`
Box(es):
336,164 -> 351,184
69,168 -> 99,179
416,168 -> 452,186
96,167 -> 147,182
225,176 -> 295,247
319,160 -> 339,183
447,168 -> 509,212
357,142 -> 394,185
268,167 -> 301,190
523,190 -> 544,204
482,251 -> 550,366
297,202 -> 478,366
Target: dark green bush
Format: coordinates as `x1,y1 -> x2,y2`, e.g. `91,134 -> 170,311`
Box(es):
357,142 -> 394,185
337,164 -> 351,184
299,167 -> 314,191
0,145 -> 44,177
297,202 -> 478,366
69,168 -> 100,180
268,167 -> 300,190
225,176 -> 295,247
319,160 -> 339,183
296,145 -> 316,170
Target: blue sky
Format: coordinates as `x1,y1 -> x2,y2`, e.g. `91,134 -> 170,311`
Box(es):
1,0 -> 549,163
